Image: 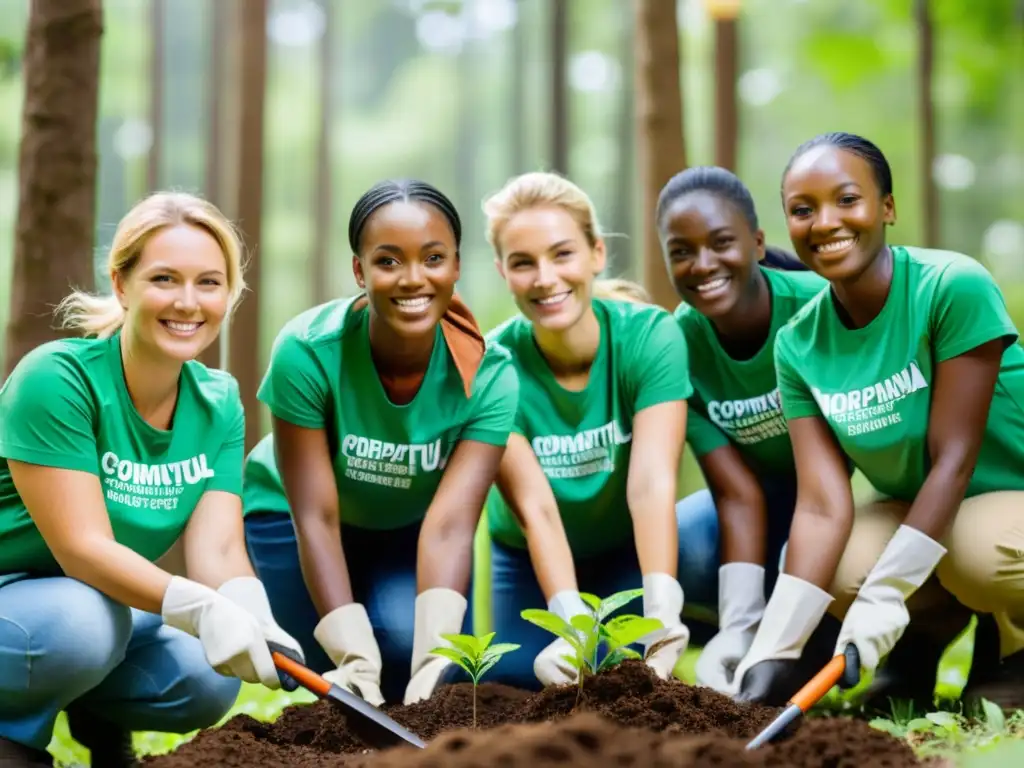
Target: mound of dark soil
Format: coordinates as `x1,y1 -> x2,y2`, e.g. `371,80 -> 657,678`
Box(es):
143,660 -> 927,767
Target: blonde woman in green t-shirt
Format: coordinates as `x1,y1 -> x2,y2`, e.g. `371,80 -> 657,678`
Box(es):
481,171 -> 700,691
733,132 -> 1024,712
0,193 -> 303,767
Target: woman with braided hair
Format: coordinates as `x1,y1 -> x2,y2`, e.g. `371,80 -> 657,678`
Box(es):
242,179 -> 520,706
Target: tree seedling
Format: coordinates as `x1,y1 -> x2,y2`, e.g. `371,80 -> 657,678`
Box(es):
521,588 -> 664,707
430,632 -> 520,728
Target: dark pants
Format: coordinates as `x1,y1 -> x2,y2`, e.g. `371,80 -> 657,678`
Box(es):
244,512 -> 474,704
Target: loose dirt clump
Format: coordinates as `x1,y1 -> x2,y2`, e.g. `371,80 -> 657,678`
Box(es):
144,660 -> 926,767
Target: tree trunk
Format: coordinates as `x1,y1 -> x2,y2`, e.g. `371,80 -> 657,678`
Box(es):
713,16 -> 738,171
634,0 -> 685,311
549,0 -> 569,175
5,0 -> 103,378
312,0 -> 333,307
228,0 -> 268,452
915,0 -> 938,247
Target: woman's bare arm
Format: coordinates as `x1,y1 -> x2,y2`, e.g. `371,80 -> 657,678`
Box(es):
9,461 -> 171,613
273,416 -> 353,615
494,433 -> 578,600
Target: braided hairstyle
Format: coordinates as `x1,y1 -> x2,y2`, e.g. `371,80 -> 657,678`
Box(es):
348,179 -> 462,254
656,165 -> 807,271
782,132 -> 893,198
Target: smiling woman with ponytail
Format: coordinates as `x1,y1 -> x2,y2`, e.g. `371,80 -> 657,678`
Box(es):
479,171 -> 702,692
0,191 -> 302,768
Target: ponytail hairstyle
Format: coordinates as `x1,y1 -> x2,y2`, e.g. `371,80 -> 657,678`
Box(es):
56,192 -> 247,338
656,165 -> 806,271
482,170 -> 648,301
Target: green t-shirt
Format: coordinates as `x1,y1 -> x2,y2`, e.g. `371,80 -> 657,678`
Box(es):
0,332 -> 245,580
242,296 -> 519,530
485,297 -> 694,558
776,245 -> 1024,500
676,266 -> 827,477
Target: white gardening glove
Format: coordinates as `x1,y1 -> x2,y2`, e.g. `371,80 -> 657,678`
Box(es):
695,563 -> 766,694
314,603 -> 385,707
161,575 -> 281,689
732,573 -> 833,701
217,576 -> 305,662
403,587 -> 468,705
641,572 -> 690,680
835,525 -> 947,686
534,590 -> 591,687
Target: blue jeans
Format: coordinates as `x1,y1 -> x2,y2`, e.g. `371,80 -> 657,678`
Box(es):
488,496 -> 722,690
244,512 -> 474,704
673,477 -> 796,601
0,576 -> 239,751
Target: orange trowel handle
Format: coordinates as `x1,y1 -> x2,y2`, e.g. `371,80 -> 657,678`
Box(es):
271,650 -> 332,698
790,654 -> 845,712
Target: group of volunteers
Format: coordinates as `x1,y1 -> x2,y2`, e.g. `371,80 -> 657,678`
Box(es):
1,130 -> 1021,767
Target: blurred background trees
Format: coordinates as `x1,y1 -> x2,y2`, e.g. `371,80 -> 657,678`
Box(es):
0,0 -> 1021,460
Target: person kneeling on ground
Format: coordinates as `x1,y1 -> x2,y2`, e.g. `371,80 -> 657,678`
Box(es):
241,179 -> 519,707
732,132 -> 1024,712
0,192 -> 303,768
655,165 -> 849,696
480,171 -> 697,691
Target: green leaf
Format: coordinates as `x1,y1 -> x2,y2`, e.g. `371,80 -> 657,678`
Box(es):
521,609 -> 584,654
441,633 -> 481,658
431,646 -> 469,665
597,646 -> 639,672
580,593 -> 601,613
476,632 -> 497,654
605,616 -> 664,648
570,614 -> 597,634
560,652 -> 584,671
906,718 -> 937,734
597,588 -> 643,621
476,656 -> 504,680
430,647 -> 475,678
869,718 -> 907,738
981,699 -> 1006,732
925,711 -> 959,731
482,643 -> 521,659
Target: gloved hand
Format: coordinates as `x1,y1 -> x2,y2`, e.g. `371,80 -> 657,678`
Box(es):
534,590 -> 591,687
835,525 -> 947,689
641,572 -> 690,680
314,603 -> 385,707
217,575 -> 306,691
404,587 -> 468,705
732,573 -> 833,705
695,562 -> 766,694
161,575 -> 281,688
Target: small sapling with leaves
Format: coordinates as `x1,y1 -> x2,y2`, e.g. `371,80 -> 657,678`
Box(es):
429,632 -> 520,728
521,587 -> 663,706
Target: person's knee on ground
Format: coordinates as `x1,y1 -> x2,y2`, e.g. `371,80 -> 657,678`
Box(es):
822,499 -> 962,703
0,578 -> 133,751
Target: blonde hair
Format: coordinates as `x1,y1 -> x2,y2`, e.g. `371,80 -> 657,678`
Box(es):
57,192 -> 247,338
593,277 -> 651,304
482,170 -> 648,304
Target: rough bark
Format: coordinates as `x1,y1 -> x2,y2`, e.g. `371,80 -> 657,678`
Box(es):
634,0 -> 685,311
228,0 -> 268,452
5,0 -> 103,377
